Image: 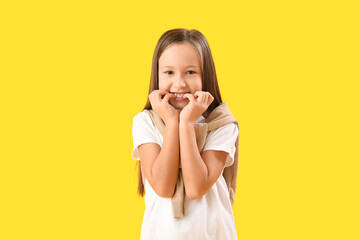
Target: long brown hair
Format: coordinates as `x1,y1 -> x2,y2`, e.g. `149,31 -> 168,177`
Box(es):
136,28 -> 223,197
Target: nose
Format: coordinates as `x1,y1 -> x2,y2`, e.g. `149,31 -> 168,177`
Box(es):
173,75 -> 186,88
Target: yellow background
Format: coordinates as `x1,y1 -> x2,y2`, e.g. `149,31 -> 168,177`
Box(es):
1,0 -> 359,239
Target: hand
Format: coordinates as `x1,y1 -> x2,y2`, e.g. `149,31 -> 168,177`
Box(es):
148,89 -> 179,124
180,91 -> 214,124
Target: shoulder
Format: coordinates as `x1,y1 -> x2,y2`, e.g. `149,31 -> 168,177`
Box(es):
209,123 -> 238,138
203,123 -> 238,167
133,111 -> 154,127
204,123 -> 238,150
132,111 -> 157,133
131,111 -> 160,160
133,111 -> 150,122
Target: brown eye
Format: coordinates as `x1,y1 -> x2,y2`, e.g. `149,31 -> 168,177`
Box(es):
187,70 -> 195,75
165,71 -> 173,75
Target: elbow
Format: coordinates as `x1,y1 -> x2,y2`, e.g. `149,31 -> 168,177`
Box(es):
154,186 -> 175,199
157,191 -> 174,199
186,187 -> 205,200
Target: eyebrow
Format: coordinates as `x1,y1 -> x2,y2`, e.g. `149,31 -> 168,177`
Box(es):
160,65 -> 199,69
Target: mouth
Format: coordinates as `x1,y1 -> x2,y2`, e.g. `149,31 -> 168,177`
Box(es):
170,92 -> 191,101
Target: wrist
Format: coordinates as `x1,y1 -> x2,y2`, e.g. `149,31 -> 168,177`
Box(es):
180,119 -> 195,128
165,117 -> 179,127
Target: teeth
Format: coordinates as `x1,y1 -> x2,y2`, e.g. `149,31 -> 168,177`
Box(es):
174,93 -> 185,98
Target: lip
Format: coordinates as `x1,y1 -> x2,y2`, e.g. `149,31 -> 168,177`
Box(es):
169,92 -> 190,101
174,97 -> 187,101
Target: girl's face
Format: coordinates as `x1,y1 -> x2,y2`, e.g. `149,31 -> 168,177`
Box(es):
158,42 -> 202,112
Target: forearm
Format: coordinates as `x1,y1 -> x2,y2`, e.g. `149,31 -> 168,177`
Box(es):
151,120 -> 179,197
179,121 -> 208,199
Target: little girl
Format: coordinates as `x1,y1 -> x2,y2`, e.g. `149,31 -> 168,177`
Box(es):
132,28 -> 239,240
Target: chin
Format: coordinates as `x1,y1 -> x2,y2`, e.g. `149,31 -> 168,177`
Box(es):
172,105 -> 184,111
170,99 -> 189,109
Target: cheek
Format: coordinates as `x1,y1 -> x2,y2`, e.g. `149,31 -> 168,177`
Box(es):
193,77 -> 202,91
158,77 -> 166,89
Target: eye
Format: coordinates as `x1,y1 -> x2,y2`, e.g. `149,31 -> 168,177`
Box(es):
187,70 -> 195,75
165,71 -> 173,75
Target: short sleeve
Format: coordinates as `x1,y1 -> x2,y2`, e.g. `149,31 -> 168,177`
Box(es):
132,111 -> 161,160
202,123 -> 239,167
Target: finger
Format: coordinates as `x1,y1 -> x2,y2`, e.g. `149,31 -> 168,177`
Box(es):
207,94 -> 214,105
183,93 -> 195,103
204,94 -> 208,105
155,89 -> 169,101
163,93 -> 176,102
148,91 -> 155,102
197,93 -> 205,103
157,89 -> 169,94
157,89 -> 169,95
193,91 -> 202,98
195,91 -> 208,103
148,90 -> 157,98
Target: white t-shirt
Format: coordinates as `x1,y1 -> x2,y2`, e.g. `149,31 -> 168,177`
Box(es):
132,111 -> 239,240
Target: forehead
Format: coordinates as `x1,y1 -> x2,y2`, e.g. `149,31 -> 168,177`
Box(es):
159,42 -> 200,68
